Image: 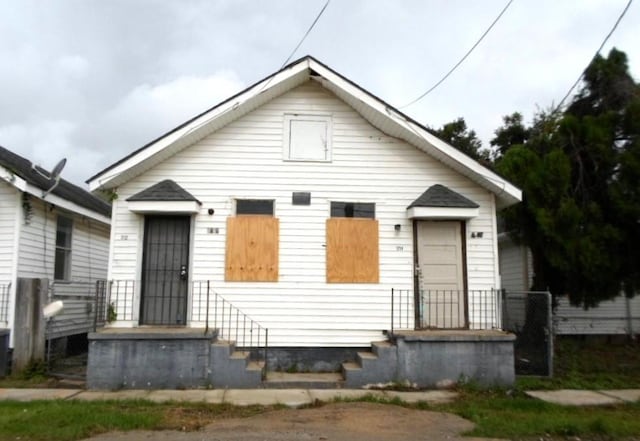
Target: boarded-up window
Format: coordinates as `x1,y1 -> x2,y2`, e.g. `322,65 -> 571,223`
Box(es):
326,218 -> 379,283
225,217 -> 279,282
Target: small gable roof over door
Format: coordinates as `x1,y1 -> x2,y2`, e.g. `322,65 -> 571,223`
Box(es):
407,184 -> 480,220
126,179 -> 201,214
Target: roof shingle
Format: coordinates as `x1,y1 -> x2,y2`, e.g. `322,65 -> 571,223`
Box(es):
126,180 -> 200,203
408,184 -> 479,209
0,145 -> 111,217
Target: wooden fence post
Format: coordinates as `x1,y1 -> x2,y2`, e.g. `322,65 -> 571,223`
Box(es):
12,278 -> 48,371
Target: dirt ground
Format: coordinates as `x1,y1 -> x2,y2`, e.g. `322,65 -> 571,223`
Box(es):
81,402 -> 498,441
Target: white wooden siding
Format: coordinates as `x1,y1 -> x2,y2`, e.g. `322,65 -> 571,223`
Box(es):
0,181 -> 19,332
554,295 -> 640,335
17,197 -> 110,338
499,236 -> 640,336
108,81 -> 500,346
498,236 -> 533,292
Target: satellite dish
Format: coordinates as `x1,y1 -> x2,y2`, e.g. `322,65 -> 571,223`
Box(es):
31,157 -> 67,198
50,158 -> 67,180
43,300 -> 64,319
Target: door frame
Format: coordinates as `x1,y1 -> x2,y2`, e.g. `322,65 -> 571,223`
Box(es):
412,219 -> 469,329
139,214 -> 192,326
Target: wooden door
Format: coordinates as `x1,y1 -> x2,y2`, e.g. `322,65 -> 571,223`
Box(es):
140,216 -> 190,325
416,221 -> 466,328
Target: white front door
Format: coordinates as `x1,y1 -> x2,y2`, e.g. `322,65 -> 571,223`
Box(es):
416,221 -> 466,328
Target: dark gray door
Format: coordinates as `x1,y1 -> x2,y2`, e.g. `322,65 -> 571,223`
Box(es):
140,216 -> 190,325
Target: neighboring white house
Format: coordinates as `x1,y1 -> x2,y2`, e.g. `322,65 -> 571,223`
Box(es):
0,145 -> 111,354
498,234 -> 640,336
88,56 -> 521,349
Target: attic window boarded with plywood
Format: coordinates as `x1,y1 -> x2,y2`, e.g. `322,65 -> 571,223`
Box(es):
326,218 -> 379,283
225,217 -> 279,282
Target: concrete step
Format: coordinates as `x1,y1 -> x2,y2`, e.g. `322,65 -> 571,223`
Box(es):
341,361 -> 362,374
246,361 -> 264,372
263,372 -> 344,389
230,351 -> 250,360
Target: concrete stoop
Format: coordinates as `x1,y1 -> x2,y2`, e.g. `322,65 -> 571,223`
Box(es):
342,341 -> 398,388
263,372 -> 344,389
210,340 -> 263,389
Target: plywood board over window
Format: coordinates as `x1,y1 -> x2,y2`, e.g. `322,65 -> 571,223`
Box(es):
326,218 -> 379,283
226,217 -> 279,282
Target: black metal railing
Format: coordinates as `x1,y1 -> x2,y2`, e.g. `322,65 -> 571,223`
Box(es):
391,288 -> 503,331
102,280 -> 137,322
97,280 -> 269,376
192,281 -> 268,375
0,282 -> 10,324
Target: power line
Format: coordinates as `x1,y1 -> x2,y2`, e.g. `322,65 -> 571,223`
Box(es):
554,0 -> 633,112
399,0 -> 515,109
280,0 -> 331,69
254,0 -> 330,97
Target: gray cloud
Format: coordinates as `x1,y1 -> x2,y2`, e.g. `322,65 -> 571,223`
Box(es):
1,0 -> 638,186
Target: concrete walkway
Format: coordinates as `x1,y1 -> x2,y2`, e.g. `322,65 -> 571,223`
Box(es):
525,389 -> 640,406
2,388 -> 639,406
0,388 -> 457,406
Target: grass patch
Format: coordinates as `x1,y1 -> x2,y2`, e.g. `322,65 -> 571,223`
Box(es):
433,388 -> 640,439
517,337 -> 640,390
0,400 -> 273,441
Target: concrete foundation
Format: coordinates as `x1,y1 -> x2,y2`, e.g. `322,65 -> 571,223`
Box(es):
395,332 -> 516,387
343,331 -> 516,388
87,328 -> 515,390
87,329 -> 216,390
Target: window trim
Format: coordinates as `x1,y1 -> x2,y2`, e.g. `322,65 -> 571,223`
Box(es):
54,215 -> 73,282
330,201 -> 376,219
235,199 -> 275,216
283,113 -> 332,162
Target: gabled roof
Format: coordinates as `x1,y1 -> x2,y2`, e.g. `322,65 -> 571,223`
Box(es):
127,179 -> 200,203
408,185 -> 480,209
87,56 -> 521,209
0,145 -> 111,219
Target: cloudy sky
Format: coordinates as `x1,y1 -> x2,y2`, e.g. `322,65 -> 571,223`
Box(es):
1,0 -> 638,187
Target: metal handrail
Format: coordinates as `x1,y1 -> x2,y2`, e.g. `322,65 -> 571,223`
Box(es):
392,288 -> 503,331
194,281 -> 269,378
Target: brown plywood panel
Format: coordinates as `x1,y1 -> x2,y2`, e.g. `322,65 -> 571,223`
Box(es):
326,218 -> 379,283
225,217 -> 279,282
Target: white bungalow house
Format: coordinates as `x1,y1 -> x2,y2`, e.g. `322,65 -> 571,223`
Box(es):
86,56 -> 521,389
0,145 -> 111,371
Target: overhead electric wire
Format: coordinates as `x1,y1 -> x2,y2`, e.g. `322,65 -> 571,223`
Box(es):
254,0 -> 330,97
399,0 -> 515,109
554,0 -> 633,112
280,0 -> 330,69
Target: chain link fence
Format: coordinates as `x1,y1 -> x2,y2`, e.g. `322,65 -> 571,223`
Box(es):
502,290 -> 553,376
